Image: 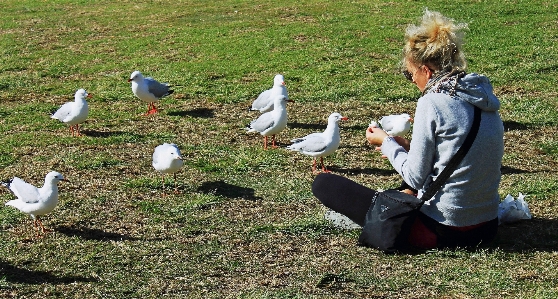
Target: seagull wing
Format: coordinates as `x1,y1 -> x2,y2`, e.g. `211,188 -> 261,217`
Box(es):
290,132 -> 322,143
152,144 -> 167,165
379,116 -> 396,134
145,77 -> 172,98
251,89 -> 272,111
51,102 -> 74,122
249,112 -> 275,132
7,177 -> 40,203
288,134 -> 328,153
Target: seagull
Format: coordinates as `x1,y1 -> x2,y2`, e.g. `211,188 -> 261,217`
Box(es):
249,74 -> 288,113
246,95 -> 293,149
3,171 -> 66,237
152,143 -> 184,194
51,89 -> 91,137
378,113 -> 413,136
286,112 -> 348,174
128,71 -> 174,115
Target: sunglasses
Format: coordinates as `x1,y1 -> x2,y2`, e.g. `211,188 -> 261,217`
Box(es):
402,70 -> 413,81
403,65 -> 429,82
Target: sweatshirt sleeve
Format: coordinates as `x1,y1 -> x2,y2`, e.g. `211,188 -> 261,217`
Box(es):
381,97 -> 438,190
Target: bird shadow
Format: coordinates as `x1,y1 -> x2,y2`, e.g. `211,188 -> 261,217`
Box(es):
327,166 -> 398,176
343,124 -> 370,132
501,165 -> 531,175
167,108 -> 215,118
503,121 -> 528,131
80,130 -> 134,138
197,180 -> 262,201
491,218 -> 558,252
288,122 -> 327,131
0,259 -> 96,285
55,225 -> 139,242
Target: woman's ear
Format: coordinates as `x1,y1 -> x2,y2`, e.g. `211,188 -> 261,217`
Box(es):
423,65 -> 434,80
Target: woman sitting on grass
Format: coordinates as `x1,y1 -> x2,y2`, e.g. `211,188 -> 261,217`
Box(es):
312,9 -> 504,249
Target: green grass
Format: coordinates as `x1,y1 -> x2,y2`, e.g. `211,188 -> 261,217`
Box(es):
1,0 -> 558,298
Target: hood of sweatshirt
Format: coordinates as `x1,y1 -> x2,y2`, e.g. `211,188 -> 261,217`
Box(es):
450,73 -> 500,112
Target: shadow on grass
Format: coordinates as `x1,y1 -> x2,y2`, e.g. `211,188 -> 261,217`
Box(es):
288,122 -> 327,131
81,130 -> 138,138
316,273 -> 355,290
167,108 -> 214,118
500,165 -> 556,175
501,165 -> 531,175
328,166 -> 398,176
0,260 -> 96,285
55,225 -> 139,241
493,218 -> 558,252
197,180 -> 262,201
503,120 -> 528,131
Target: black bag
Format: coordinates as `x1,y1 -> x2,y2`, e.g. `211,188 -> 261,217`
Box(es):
358,190 -> 424,252
359,106 -> 481,253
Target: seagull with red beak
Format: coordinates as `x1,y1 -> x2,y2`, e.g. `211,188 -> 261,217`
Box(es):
128,71 -> 174,115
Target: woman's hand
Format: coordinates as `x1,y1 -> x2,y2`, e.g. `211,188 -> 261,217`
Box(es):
366,126 -> 388,146
366,127 -> 411,158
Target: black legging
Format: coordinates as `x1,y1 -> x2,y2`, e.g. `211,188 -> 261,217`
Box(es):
312,173 -> 499,249
312,173 -> 377,226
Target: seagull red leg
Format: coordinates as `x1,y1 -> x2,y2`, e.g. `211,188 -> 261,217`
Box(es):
37,217 -> 51,234
147,102 -> 158,115
321,157 -> 330,173
312,158 -> 319,174
271,135 -> 278,149
263,136 -> 268,150
75,124 -> 81,137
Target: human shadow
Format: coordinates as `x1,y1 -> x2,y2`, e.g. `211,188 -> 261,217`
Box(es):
492,218 -> 558,252
55,225 -> 139,242
0,259 -> 96,285
197,180 -> 262,201
167,108 -> 214,118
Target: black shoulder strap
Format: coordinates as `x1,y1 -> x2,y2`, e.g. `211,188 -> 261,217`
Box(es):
420,106 -> 482,201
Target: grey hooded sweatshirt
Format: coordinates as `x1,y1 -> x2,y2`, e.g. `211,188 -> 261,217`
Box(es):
381,73 -> 504,227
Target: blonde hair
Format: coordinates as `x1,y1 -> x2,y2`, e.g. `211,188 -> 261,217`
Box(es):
403,9 -> 468,72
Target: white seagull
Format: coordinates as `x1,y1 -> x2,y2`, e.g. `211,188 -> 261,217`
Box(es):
51,89 -> 91,137
3,171 -> 66,237
249,74 -> 289,113
246,95 -> 293,149
152,143 -> 184,194
378,113 -> 413,137
287,112 -> 348,174
128,71 -> 174,115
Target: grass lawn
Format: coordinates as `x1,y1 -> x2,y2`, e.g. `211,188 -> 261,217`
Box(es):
1,0 -> 557,298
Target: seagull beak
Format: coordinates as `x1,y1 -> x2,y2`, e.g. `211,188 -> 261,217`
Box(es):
287,99 -> 294,103
127,78 -> 133,83
177,156 -> 183,160
341,117 -> 348,121
87,94 -> 93,98
409,117 -> 414,123
282,81 -> 286,86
